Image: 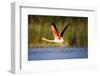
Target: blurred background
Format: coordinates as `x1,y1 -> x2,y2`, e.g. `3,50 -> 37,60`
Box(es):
28,15 -> 88,48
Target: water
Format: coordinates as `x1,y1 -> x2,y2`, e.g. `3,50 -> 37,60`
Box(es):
28,47 -> 88,61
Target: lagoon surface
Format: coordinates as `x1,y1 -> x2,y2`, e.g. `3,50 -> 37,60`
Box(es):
28,47 -> 88,61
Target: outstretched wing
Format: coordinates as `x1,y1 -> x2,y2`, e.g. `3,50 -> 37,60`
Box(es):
60,24 -> 69,37
51,23 -> 60,38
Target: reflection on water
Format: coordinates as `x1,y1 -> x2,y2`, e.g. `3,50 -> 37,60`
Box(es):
28,48 -> 88,61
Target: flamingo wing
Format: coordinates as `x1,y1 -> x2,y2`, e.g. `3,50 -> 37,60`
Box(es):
51,23 -> 60,38
60,24 -> 69,37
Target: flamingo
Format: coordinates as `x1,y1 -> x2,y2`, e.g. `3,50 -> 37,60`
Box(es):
41,23 -> 69,44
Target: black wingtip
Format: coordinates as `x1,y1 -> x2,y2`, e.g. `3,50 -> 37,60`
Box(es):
60,23 -> 70,37
67,24 -> 70,26
51,22 -> 55,26
51,22 -> 59,33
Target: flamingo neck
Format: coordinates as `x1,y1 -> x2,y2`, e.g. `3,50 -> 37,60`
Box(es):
41,38 -> 54,42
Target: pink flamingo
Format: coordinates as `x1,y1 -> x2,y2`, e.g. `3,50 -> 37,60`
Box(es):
41,23 -> 69,44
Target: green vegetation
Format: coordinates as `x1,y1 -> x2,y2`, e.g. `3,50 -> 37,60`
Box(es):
28,15 -> 88,48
